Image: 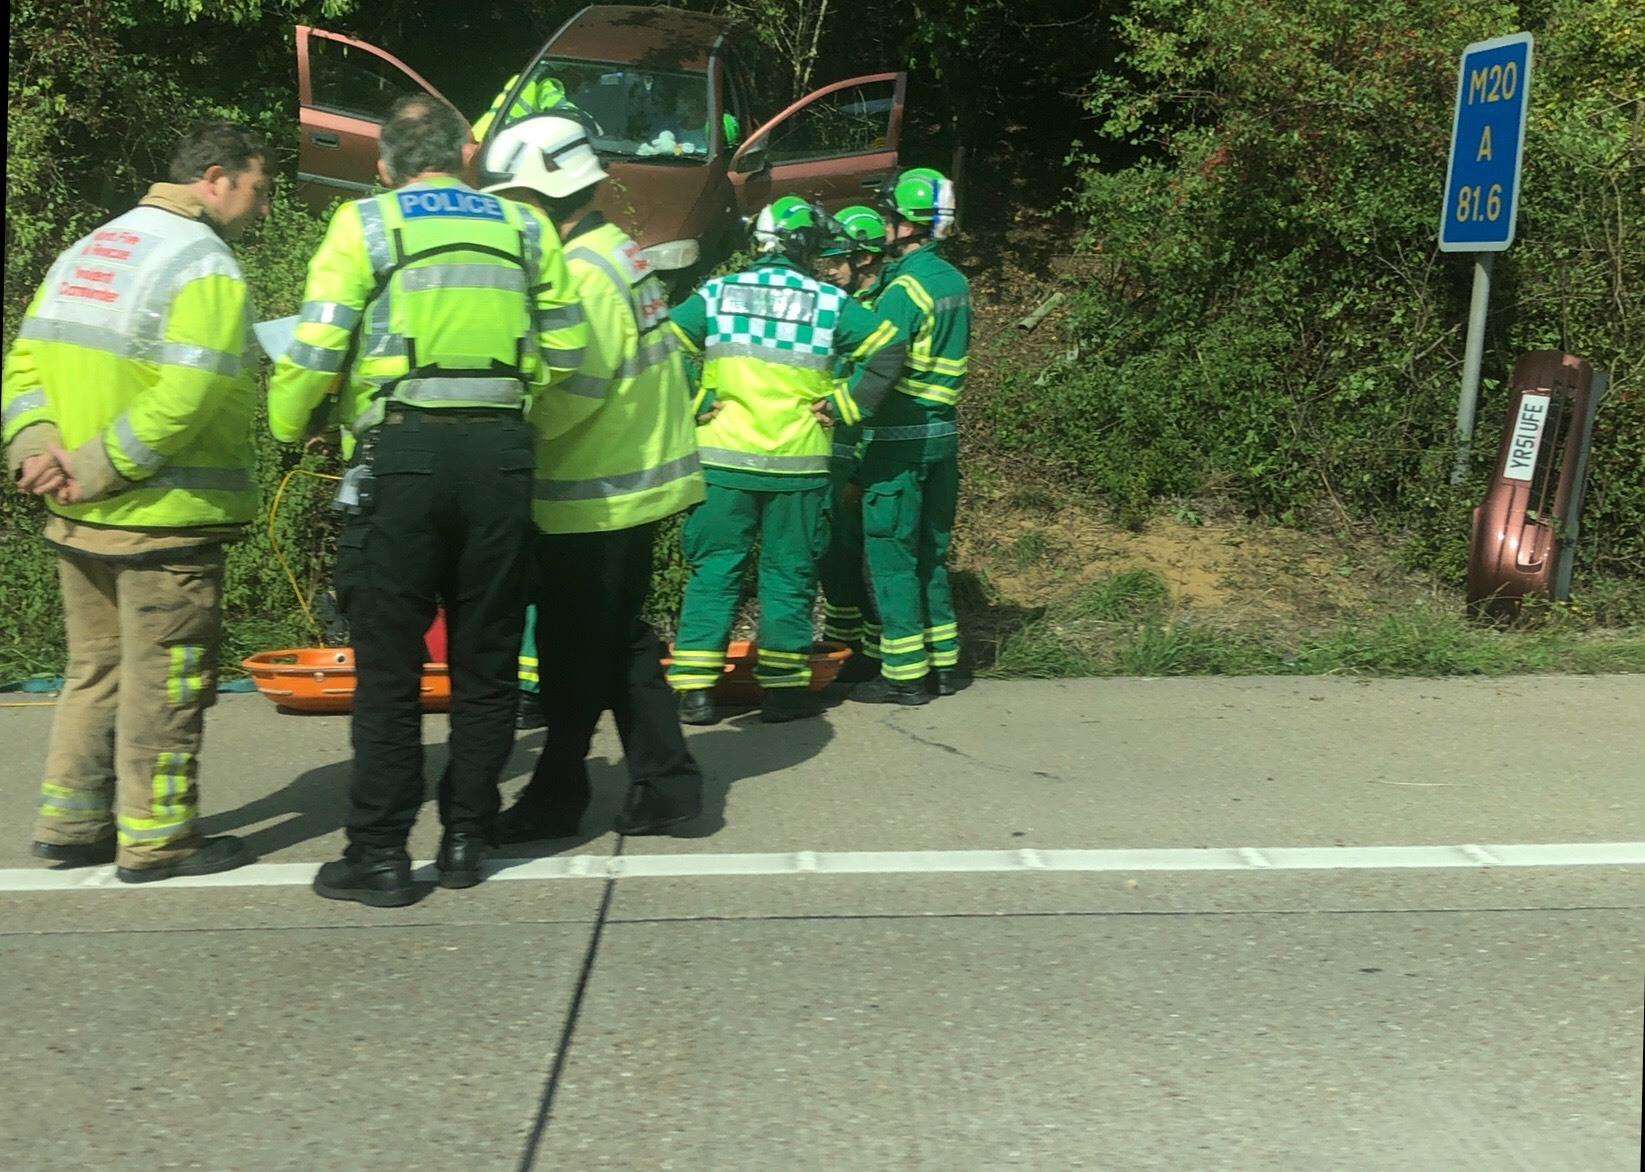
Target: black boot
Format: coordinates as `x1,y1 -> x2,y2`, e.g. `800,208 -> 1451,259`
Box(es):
312,848 -> 416,907
515,690 -> 547,730
837,643 -> 880,684
677,689 -> 718,726
760,688 -> 825,723
32,838 -> 116,868
436,830 -> 486,889
850,676 -> 931,706
116,836 -> 254,884
493,795 -> 588,844
614,785 -> 701,836
929,668 -> 973,697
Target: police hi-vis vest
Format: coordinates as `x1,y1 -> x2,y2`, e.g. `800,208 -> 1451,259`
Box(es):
2,206 -> 256,527
529,221 -> 703,534
269,178 -> 585,444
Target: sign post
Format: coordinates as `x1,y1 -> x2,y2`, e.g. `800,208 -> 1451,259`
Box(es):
1439,31 -> 1533,484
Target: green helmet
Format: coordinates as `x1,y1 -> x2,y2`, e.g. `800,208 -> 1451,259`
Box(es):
880,167 -> 957,239
818,204 -> 888,257
751,195 -> 838,262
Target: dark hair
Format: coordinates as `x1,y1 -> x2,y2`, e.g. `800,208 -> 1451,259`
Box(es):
380,94 -> 469,184
168,120 -> 270,183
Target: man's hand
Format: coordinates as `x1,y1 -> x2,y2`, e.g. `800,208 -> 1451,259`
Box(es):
16,452 -> 68,496
305,433 -> 339,457
696,402 -> 723,426
46,446 -> 83,504
811,400 -> 836,429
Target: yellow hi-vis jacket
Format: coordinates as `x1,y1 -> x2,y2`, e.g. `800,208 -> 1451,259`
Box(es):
666,256 -> 905,487
529,216 -> 704,533
2,206 -> 257,527
267,177 -> 587,444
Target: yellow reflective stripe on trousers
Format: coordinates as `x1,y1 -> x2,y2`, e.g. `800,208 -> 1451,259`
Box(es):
878,633 -> 926,655
881,658 -> 930,681
39,781 -> 110,816
167,645 -> 205,706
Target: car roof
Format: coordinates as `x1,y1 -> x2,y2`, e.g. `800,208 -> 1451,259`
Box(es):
549,5 -> 729,73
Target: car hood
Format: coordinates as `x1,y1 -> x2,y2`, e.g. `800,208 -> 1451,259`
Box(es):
592,160 -> 723,250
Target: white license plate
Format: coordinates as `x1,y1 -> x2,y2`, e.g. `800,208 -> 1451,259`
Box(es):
1502,393 -> 1551,482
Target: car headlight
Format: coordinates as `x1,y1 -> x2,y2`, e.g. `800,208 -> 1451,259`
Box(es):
640,239 -> 700,271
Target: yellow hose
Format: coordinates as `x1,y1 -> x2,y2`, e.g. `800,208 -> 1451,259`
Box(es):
268,466 -> 342,645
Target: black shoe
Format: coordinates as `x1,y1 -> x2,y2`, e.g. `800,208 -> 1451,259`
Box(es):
436,830 -> 486,889
492,798 -> 587,845
760,688 -> 825,723
837,645 -> 881,684
516,692 -> 547,731
116,836 -> 254,884
312,851 -> 416,907
32,838 -> 116,868
614,786 -> 702,836
850,676 -> 931,706
677,690 -> 718,726
929,668 -> 973,697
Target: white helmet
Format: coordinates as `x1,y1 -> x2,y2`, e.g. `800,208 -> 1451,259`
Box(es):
480,114 -> 607,200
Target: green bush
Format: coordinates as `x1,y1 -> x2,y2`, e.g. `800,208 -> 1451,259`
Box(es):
975,0 -> 1643,586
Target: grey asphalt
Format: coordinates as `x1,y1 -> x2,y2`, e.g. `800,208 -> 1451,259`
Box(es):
2,676 -> 1642,1169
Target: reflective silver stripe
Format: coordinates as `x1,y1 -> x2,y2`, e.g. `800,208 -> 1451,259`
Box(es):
111,414 -> 165,472
831,443 -> 859,458
519,213 -> 544,284
615,331 -> 681,379
704,342 -> 831,371
357,199 -> 396,353
542,345 -> 587,372
352,400 -> 388,435
534,303 -> 585,332
399,264 -> 527,293
697,447 -> 829,474
931,294 -> 970,313
566,246 -> 634,297
299,300 -> 362,330
566,245 -> 648,339
155,342 -> 241,376
2,390 -> 48,428
141,465 -> 254,492
392,378 -> 525,407
559,372 -> 610,400
534,451 -> 700,502
356,199 -> 394,273
136,238 -> 232,345
366,333 -> 407,359
18,318 -> 240,375
864,421 -> 959,441
285,340 -> 348,373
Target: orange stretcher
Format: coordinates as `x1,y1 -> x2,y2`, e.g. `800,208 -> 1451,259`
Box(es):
661,640 -> 852,704
246,629 -> 850,714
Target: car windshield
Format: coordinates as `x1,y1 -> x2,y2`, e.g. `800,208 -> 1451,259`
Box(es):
499,59 -> 713,163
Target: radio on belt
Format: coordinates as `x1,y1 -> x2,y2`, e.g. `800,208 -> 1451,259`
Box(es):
1466,351 -> 1606,618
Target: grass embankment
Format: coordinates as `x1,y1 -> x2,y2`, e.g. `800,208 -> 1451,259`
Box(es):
950,477 -> 1645,680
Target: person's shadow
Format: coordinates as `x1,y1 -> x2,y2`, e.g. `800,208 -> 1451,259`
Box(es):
199,703 -> 836,859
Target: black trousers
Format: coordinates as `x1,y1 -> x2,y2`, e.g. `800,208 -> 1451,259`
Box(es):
336,410 -> 534,852
522,522 -> 703,811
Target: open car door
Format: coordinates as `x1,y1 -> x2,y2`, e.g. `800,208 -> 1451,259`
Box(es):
296,26 -> 468,214
729,72 -> 907,217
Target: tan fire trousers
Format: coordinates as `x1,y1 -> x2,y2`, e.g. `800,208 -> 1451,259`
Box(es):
33,548 -> 224,869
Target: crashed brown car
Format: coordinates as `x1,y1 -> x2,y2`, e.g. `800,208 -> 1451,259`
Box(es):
296,5 -> 908,280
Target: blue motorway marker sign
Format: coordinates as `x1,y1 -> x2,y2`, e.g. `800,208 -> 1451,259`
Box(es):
1439,32 -> 1532,251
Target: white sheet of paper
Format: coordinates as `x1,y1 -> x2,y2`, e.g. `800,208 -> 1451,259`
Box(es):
253,315 -> 300,362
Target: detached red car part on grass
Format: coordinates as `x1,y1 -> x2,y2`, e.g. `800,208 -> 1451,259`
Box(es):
295,6 -> 908,282
1466,351 -> 1606,619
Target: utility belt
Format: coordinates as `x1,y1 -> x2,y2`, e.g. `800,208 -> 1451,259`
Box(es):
333,404 -> 528,515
